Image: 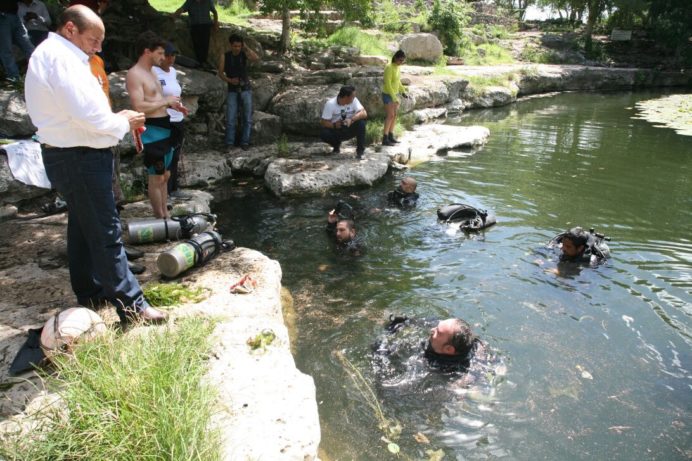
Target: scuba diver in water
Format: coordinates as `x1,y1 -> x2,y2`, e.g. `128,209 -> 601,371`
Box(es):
551,226 -> 611,266
387,176 -> 419,208
373,316 -> 486,377
326,200 -> 365,256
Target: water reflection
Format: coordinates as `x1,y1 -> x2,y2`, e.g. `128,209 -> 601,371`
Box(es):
215,91 -> 691,460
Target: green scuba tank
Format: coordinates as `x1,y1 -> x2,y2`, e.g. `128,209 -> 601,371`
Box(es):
157,231 -> 235,278
127,214 -> 215,244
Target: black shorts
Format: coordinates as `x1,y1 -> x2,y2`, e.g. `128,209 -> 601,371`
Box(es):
142,116 -> 172,175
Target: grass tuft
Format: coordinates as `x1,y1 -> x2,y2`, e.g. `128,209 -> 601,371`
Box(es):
327,27 -> 392,56
1,317 -> 221,461
143,282 -> 210,307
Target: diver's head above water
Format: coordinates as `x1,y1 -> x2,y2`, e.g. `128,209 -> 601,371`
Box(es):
560,226 -> 589,260
428,318 -> 477,357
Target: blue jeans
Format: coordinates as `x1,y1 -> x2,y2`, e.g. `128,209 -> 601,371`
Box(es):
0,13 -> 34,79
42,147 -> 147,318
225,90 -> 252,146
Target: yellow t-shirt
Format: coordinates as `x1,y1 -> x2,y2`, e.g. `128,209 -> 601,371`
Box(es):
383,62 -> 406,103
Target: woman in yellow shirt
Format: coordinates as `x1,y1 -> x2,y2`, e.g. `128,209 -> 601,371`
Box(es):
382,50 -> 407,146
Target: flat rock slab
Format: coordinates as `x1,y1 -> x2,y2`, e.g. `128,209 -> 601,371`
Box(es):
264,148 -> 390,196
634,94 -> 692,136
383,124 -> 491,165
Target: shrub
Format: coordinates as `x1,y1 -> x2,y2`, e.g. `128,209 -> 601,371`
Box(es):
428,0 -> 469,55
327,27 -> 391,56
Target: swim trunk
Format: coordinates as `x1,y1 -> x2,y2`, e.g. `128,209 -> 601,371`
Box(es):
382,93 -> 394,104
142,116 -> 173,175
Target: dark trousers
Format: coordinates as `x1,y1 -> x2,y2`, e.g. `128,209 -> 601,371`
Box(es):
168,121 -> 185,193
42,147 -> 146,315
189,23 -> 212,66
319,119 -> 366,152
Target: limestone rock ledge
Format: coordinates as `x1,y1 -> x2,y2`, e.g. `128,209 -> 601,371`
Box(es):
180,248 -> 320,461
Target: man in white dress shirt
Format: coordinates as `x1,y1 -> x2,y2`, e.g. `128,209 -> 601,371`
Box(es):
24,5 -> 167,323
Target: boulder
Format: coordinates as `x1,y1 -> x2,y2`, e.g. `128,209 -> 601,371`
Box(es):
412,107 -> 448,124
399,33 -> 443,63
446,98 -> 466,115
251,111 -> 282,146
264,150 -> 389,196
0,152 -> 49,205
0,90 -> 35,138
178,150 -> 232,187
252,75 -> 281,112
463,85 -> 517,109
229,144 -> 278,177
268,84 -> 339,136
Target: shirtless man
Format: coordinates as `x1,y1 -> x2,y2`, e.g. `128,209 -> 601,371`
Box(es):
126,30 -> 187,218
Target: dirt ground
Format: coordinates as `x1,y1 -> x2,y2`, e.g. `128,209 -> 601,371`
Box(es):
0,207 -> 163,417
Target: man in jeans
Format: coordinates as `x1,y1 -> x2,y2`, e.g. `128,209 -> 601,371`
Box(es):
24,5 -> 167,323
319,85 -> 368,159
0,0 -> 34,83
218,34 -> 258,149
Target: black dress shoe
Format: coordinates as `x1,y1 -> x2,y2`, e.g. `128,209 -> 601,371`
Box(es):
128,261 -> 146,274
124,245 -> 144,261
140,306 -> 168,322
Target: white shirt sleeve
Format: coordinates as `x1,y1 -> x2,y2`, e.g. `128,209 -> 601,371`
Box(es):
321,99 -> 334,121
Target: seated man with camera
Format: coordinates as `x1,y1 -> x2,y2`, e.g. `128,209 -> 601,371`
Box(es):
319,85 -> 368,159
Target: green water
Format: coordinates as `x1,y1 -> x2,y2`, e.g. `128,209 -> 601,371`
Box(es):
215,91 -> 691,460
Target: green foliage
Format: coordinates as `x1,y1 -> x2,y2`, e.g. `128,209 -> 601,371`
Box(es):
149,0 -> 253,25
365,117 -> 408,146
277,134 -> 290,157
1,318 -> 220,461
428,0 -> 469,55
471,23 -> 513,40
460,43 -> 514,65
120,175 -> 146,202
519,44 -> 564,63
143,282 -> 209,307
649,0 -> 692,64
327,27 -> 392,56
464,72 -> 518,91
369,0 -> 406,32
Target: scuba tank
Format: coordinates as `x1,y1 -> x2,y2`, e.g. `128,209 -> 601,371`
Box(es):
437,204 -> 496,231
127,214 -> 216,244
157,230 -> 235,278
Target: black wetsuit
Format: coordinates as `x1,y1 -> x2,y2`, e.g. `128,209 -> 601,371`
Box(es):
372,317 -> 481,377
326,221 -> 365,256
387,187 -> 419,208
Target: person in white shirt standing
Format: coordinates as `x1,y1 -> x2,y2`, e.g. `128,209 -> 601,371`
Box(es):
24,5 -> 167,323
17,0 -> 50,46
153,41 -> 190,200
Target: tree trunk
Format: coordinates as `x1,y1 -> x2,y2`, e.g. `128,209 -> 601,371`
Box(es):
584,0 -> 604,54
280,4 -> 290,55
